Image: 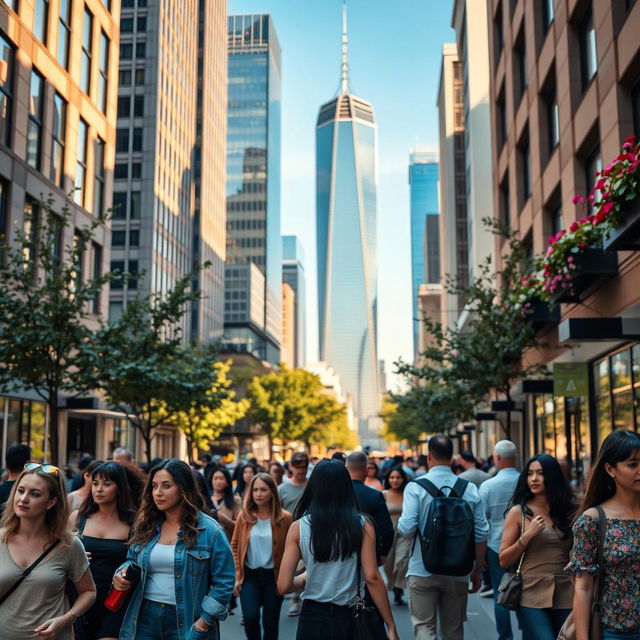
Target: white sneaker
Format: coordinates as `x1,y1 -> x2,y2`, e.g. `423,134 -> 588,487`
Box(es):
288,599 -> 301,617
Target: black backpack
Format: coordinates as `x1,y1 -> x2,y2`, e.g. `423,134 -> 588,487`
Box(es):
414,477 -> 476,576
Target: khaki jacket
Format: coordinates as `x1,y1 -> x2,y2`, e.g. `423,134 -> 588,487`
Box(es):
231,510 -> 293,585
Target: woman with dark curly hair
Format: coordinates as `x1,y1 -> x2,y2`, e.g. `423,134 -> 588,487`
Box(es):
111,458 -> 235,639
499,453 -> 575,640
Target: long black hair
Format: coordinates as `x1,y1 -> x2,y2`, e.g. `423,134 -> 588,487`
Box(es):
510,453 -> 574,538
578,430 -> 640,518
235,463 -> 257,497
383,465 -> 408,491
78,461 -> 138,525
293,459 -> 363,563
211,467 -> 235,511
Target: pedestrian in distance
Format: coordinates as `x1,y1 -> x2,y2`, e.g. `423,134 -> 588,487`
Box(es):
69,461 -> 139,640
478,440 -> 522,640
366,461 -> 384,491
112,458 -> 235,640
397,434 -> 489,640
0,462 -> 97,639
231,472 -> 292,640
235,464 -> 257,501
277,459 -> 399,640
0,444 -> 31,516
499,453 -> 575,640
210,467 -> 242,540
67,459 -> 104,513
566,429 -> 640,640
267,462 -> 285,487
70,456 -> 96,491
458,450 -> 490,488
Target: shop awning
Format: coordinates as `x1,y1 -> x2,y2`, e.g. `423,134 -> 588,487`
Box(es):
558,317 -> 640,342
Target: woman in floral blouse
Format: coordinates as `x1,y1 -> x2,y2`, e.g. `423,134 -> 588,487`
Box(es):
566,429 -> 640,640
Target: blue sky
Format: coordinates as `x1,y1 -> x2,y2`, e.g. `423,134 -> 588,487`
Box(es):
228,0 -> 455,389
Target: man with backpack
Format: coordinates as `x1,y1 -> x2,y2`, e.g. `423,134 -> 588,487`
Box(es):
397,434 -> 489,640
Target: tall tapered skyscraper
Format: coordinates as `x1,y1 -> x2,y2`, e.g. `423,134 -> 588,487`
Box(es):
316,6 -> 380,443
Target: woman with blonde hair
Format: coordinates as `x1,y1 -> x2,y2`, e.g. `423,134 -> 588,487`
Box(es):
0,463 -> 96,639
231,472 -> 292,640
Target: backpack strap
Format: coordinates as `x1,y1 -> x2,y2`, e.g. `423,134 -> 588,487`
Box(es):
451,478 -> 469,499
414,477 -> 441,497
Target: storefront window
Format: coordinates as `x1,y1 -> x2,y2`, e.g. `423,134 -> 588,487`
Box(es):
554,396 -> 568,459
6,399 -> 20,447
613,391 -> 634,430
30,403 -> 46,461
612,350 -> 632,388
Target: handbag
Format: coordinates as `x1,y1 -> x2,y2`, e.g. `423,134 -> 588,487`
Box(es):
350,552 -> 388,640
557,505 -> 607,640
0,538 -> 60,606
496,508 -> 526,611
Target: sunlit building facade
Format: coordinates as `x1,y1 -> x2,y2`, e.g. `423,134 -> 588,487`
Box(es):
282,235 -> 306,368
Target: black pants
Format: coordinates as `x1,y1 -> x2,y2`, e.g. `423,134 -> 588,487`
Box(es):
239,566 -> 283,640
296,600 -> 353,640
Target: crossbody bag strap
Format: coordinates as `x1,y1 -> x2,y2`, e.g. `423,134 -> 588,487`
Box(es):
592,505 -> 607,606
515,508 -> 527,575
0,538 -> 61,607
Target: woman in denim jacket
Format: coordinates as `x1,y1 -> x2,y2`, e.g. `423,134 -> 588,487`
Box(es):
112,459 -> 234,640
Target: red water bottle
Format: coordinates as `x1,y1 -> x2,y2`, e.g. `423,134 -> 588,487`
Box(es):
104,563 -> 141,612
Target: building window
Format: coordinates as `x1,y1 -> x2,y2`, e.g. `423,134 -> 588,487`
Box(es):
33,0 -> 49,44
131,162 -> 141,179
136,15 -> 146,31
128,259 -> 138,289
121,17 -> 134,32
121,0 -> 133,6
133,95 -> 144,117
27,69 -> 44,171
130,191 -> 140,218
579,9 -> 597,89
81,7 -> 93,95
135,67 -> 145,85
112,230 -> 125,246
51,93 -> 66,187
94,137 -> 105,216
519,136 -> 531,203
632,80 -> 640,140
112,191 -> 127,219
114,163 -> 128,180
0,35 -> 12,148
500,178 -> 510,232
110,260 -> 124,289
119,42 -> 132,60
91,242 -> 101,313
57,0 -> 71,68
98,32 -> 109,113
75,118 -> 88,206
546,87 -> 559,152
497,89 -> 507,149
494,2 -> 504,64
132,127 -> 142,151
514,29 -> 527,104
2,1 -> 17,11
23,199 -> 39,265
135,42 -> 145,58
585,145 -> 602,207
102,0 -> 110,10
129,229 -> 139,246
550,204 -> 563,236
542,0 -> 554,33
48,213 -> 63,265
116,128 -> 129,152
117,95 -> 130,118
118,69 -> 132,86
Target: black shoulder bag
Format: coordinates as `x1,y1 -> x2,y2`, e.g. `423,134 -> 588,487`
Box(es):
350,551 -> 388,640
0,538 -> 61,606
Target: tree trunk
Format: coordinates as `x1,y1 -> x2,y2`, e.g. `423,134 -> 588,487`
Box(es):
141,423 -> 153,463
48,393 -> 59,465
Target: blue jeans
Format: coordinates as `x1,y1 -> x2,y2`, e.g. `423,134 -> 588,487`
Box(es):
603,630 -> 640,640
239,567 -> 283,640
134,599 -> 217,640
487,548 -> 513,640
518,606 -> 570,640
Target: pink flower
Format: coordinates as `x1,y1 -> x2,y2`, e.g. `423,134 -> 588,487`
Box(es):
569,221 -> 579,232
567,256 -> 574,262
572,194 -> 585,205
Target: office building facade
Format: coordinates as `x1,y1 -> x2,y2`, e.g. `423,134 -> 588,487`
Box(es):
282,234 -> 306,368
281,282 -> 295,369
223,14 -> 281,365
316,8 -> 380,443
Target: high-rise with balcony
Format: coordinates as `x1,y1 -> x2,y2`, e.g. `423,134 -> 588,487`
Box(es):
111,0 -> 228,343
0,0 -> 119,463
316,7 -> 380,444
223,14 -> 281,365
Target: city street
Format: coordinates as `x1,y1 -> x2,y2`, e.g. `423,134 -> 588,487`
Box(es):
221,591 -> 524,639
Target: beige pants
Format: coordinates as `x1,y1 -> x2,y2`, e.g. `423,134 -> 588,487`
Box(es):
407,574 -> 468,640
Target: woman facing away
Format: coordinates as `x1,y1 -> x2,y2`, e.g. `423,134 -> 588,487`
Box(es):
112,458 -> 235,640
566,430 -> 640,640
499,453 -> 575,640
69,461 -> 139,640
0,463 -> 96,639
277,459 -> 399,640
231,473 -> 292,640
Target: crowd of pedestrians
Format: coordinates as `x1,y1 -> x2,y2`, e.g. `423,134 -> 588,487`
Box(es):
0,428 -> 637,640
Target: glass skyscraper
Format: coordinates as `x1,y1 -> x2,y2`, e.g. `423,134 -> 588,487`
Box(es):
409,148 -> 440,356
224,14 -> 282,364
316,8 -> 380,440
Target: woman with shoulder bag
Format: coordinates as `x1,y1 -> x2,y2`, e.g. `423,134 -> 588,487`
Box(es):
277,459 -> 399,640
499,453 -> 575,640
111,458 -> 235,640
565,430 -> 640,640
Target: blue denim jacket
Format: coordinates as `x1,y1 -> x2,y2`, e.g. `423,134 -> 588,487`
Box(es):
117,512 -> 235,640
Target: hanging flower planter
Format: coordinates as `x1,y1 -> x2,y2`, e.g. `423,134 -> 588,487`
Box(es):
528,296 -> 560,331
603,196 -> 640,251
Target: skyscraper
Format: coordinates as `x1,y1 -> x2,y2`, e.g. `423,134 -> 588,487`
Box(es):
224,14 -> 282,365
316,7 -> 380,443
409,148 -> 439,357
111,0 -> 228,343
282,235 -> 307,368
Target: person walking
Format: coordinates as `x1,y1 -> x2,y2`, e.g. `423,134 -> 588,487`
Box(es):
397,434 -> 489,640
365,461 -> 384,491
211,467 -> 242,539
69,461 -> 138,640
458,451 -> 490,488
111,458 -> 235,640
478,440 -> 522,640
67,459 -> 104,512
499,453 -> 574,640
566,429 -> 640,640
277,451 -> 309,617
231,472 -> 292,640
268,462 -> 285,487
0,444 -> 31,516
0,463 -> 96,639
382,465 -> 409,605
277,459 -> 399,640
235,464 -> 257,502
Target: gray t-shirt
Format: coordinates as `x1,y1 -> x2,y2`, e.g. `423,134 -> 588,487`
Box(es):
277,481 -> 306,513
0,536 -> 89,639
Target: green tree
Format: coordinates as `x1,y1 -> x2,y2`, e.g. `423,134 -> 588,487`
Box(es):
0,197 -> 118,463
298,393 -> 356,451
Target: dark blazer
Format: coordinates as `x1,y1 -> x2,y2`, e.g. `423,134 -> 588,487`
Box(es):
352,479 -> 394,560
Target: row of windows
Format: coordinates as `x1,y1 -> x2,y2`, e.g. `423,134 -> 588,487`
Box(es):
227,218 -> 265,230
230,237 -> 265,249
118,67 -> 145,87
110,259 -> 138,290
114,161 -> 142,180
225,290 -> 247,300
120,15 -> 146,33
112,191 -> 141,219
111,228 -> 139,246
119,41 -> 146,60
116,127 -> 143,152
227,200 -> 266,212
117,95 -> 144,119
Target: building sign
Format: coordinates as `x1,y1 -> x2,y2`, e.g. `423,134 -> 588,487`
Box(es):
553,363 -> 589,397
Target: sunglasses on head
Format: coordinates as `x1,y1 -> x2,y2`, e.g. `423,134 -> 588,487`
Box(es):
24,462 -> 59,475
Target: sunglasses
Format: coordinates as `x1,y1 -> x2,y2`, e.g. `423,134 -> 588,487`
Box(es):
24,462 -> 59,475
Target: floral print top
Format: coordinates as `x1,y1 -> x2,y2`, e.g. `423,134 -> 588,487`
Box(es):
565,514 -> 640,632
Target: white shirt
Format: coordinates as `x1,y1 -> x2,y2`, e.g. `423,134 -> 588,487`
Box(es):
397,465 -> 489,581
478,467 -> 520,553
245,518 -> 274,569
143,543 -> 176,604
